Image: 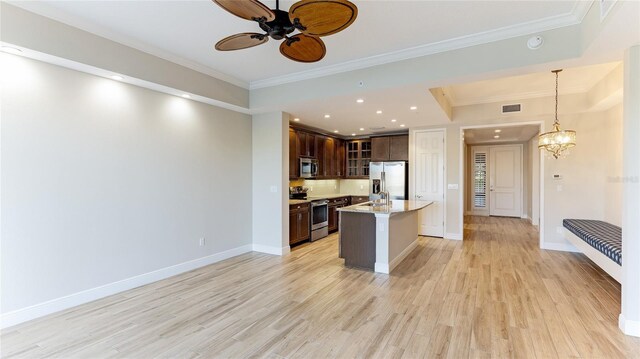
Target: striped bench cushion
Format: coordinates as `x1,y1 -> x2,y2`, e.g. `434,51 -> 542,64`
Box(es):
563,219 -> 621,265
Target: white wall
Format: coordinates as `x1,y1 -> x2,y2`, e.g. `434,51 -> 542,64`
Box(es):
0,54 -> 253,323
251,112 -> 289,255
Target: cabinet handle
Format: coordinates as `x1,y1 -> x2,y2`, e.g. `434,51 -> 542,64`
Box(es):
297,205 -> 301,209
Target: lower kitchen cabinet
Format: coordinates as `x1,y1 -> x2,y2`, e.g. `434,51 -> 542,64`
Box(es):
328,196 -> 349,233
289,203 -> 310,245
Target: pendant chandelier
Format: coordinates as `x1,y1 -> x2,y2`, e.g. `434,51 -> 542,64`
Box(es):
538,69 -> 576,159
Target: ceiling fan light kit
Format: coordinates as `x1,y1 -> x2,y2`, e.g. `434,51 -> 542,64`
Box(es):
213,0 -> 358,63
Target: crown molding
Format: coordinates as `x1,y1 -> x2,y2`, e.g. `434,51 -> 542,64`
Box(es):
7,0 -> 596,93
5,1 -> 250,90
250,1 -> 595,90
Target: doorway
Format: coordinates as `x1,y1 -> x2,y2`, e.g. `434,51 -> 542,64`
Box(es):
461,123 -> 542,237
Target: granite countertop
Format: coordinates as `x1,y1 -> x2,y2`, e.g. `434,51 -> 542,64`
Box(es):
289,194 -> 368,205
338,200 -> 433,215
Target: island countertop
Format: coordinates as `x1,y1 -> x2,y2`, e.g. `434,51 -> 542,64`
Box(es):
338,200 -> 433,216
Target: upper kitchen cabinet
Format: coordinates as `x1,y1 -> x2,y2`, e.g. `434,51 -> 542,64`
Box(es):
335,138 -> 345,177
346,139 -> 372,179
297,131 -> 315,158
289,128 -> 299,179
371,135 -> 409,161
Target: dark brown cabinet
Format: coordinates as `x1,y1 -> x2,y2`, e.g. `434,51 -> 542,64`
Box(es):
324,137 -> 335,177
289,129 -> 299,179
335,139 -> 345,177
315,135 -> 326,178
346,140 -> 372,178
289,203 -> 310,245
328,197 -> 349,233
297,131 -> 315,158
371,135 -> 409,161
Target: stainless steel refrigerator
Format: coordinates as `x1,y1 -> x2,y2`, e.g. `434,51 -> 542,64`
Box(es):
369,161 -> 408,201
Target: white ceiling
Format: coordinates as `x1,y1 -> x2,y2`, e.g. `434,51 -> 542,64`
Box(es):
11,0 -> 586,87
464,125 -> 540,145
285,83 -> 448,136
444,61 -> 619,106
284,61 -> 620,136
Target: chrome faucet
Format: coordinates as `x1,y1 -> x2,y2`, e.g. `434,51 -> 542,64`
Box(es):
380,172 -> 390,206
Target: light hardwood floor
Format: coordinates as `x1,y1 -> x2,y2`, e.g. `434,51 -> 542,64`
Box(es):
2,216 -> 640,358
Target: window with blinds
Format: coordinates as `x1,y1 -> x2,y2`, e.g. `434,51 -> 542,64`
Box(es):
473,151 -> 487,208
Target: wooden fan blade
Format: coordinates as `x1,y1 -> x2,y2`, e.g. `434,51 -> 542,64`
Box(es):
215,33 -> 268,51
289,0 -> 357,37
213,0 -> 275,22
280,34 -> 326,63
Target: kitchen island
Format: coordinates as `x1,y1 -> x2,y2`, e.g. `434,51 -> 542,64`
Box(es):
338,200 -> 433,274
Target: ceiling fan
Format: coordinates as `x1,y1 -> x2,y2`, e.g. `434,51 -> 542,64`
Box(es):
212,0 -> 358,63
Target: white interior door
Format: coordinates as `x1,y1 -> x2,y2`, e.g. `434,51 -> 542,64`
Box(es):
489,145 -> 522,217
415,131 -> 444,237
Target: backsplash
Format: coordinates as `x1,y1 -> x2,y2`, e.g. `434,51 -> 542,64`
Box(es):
288,179 -> 369,196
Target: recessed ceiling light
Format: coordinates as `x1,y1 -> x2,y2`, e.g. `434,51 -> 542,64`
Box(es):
376,110 -> 382,114
1,46 -> 22,54
494,129 -> 502,133
359,128 -> 364,131
356,99 -> 364,103
293,118 -> 300,122
494,135 -> 500,139
181,94 -> 191,98
410,106 -> 417,110
111,75 -> 124,81
334,130 -> 339,133
351,133 -> 356,136
391,119 -> 397,122
324,114 -> 331,118
400,124 -> 406,127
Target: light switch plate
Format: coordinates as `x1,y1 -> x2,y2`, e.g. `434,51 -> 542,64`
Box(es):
447,184 -> 459,190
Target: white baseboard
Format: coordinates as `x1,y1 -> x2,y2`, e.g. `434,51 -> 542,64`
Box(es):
445,232 -> 463,241
0,244 -> 253,329
252,244 -> 290,256
374,263 -> 389,274
620,314 -> 640,337
540,241 -> 580,253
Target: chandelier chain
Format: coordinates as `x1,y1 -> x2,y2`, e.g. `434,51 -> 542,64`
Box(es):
555,70 -> 559,124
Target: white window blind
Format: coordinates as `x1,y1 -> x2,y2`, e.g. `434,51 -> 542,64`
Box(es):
473,151 -> 487,208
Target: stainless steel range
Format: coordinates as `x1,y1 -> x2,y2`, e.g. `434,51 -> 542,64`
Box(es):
310,199 -> 329,241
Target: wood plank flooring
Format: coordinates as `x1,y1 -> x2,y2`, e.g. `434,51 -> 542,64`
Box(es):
3,216 -> 640,358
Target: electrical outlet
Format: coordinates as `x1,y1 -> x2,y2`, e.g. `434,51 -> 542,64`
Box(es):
556,227 -> 563,235
557,184 -> 563,192
199,237 -> 205,246
270,185 -> 278,193
360,184 -> 364,190
309,186 -> 313,192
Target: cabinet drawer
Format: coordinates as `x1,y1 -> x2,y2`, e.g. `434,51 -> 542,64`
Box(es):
289,203 -> 310,212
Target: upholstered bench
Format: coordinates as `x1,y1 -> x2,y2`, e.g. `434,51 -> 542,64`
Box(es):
563,219 -> 621,282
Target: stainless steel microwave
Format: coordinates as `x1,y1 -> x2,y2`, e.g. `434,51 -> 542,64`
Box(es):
300,158 -> 318,178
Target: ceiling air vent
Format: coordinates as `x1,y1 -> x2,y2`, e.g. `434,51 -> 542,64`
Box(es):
502,104 -> 522,114
369,126 -> 386,131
